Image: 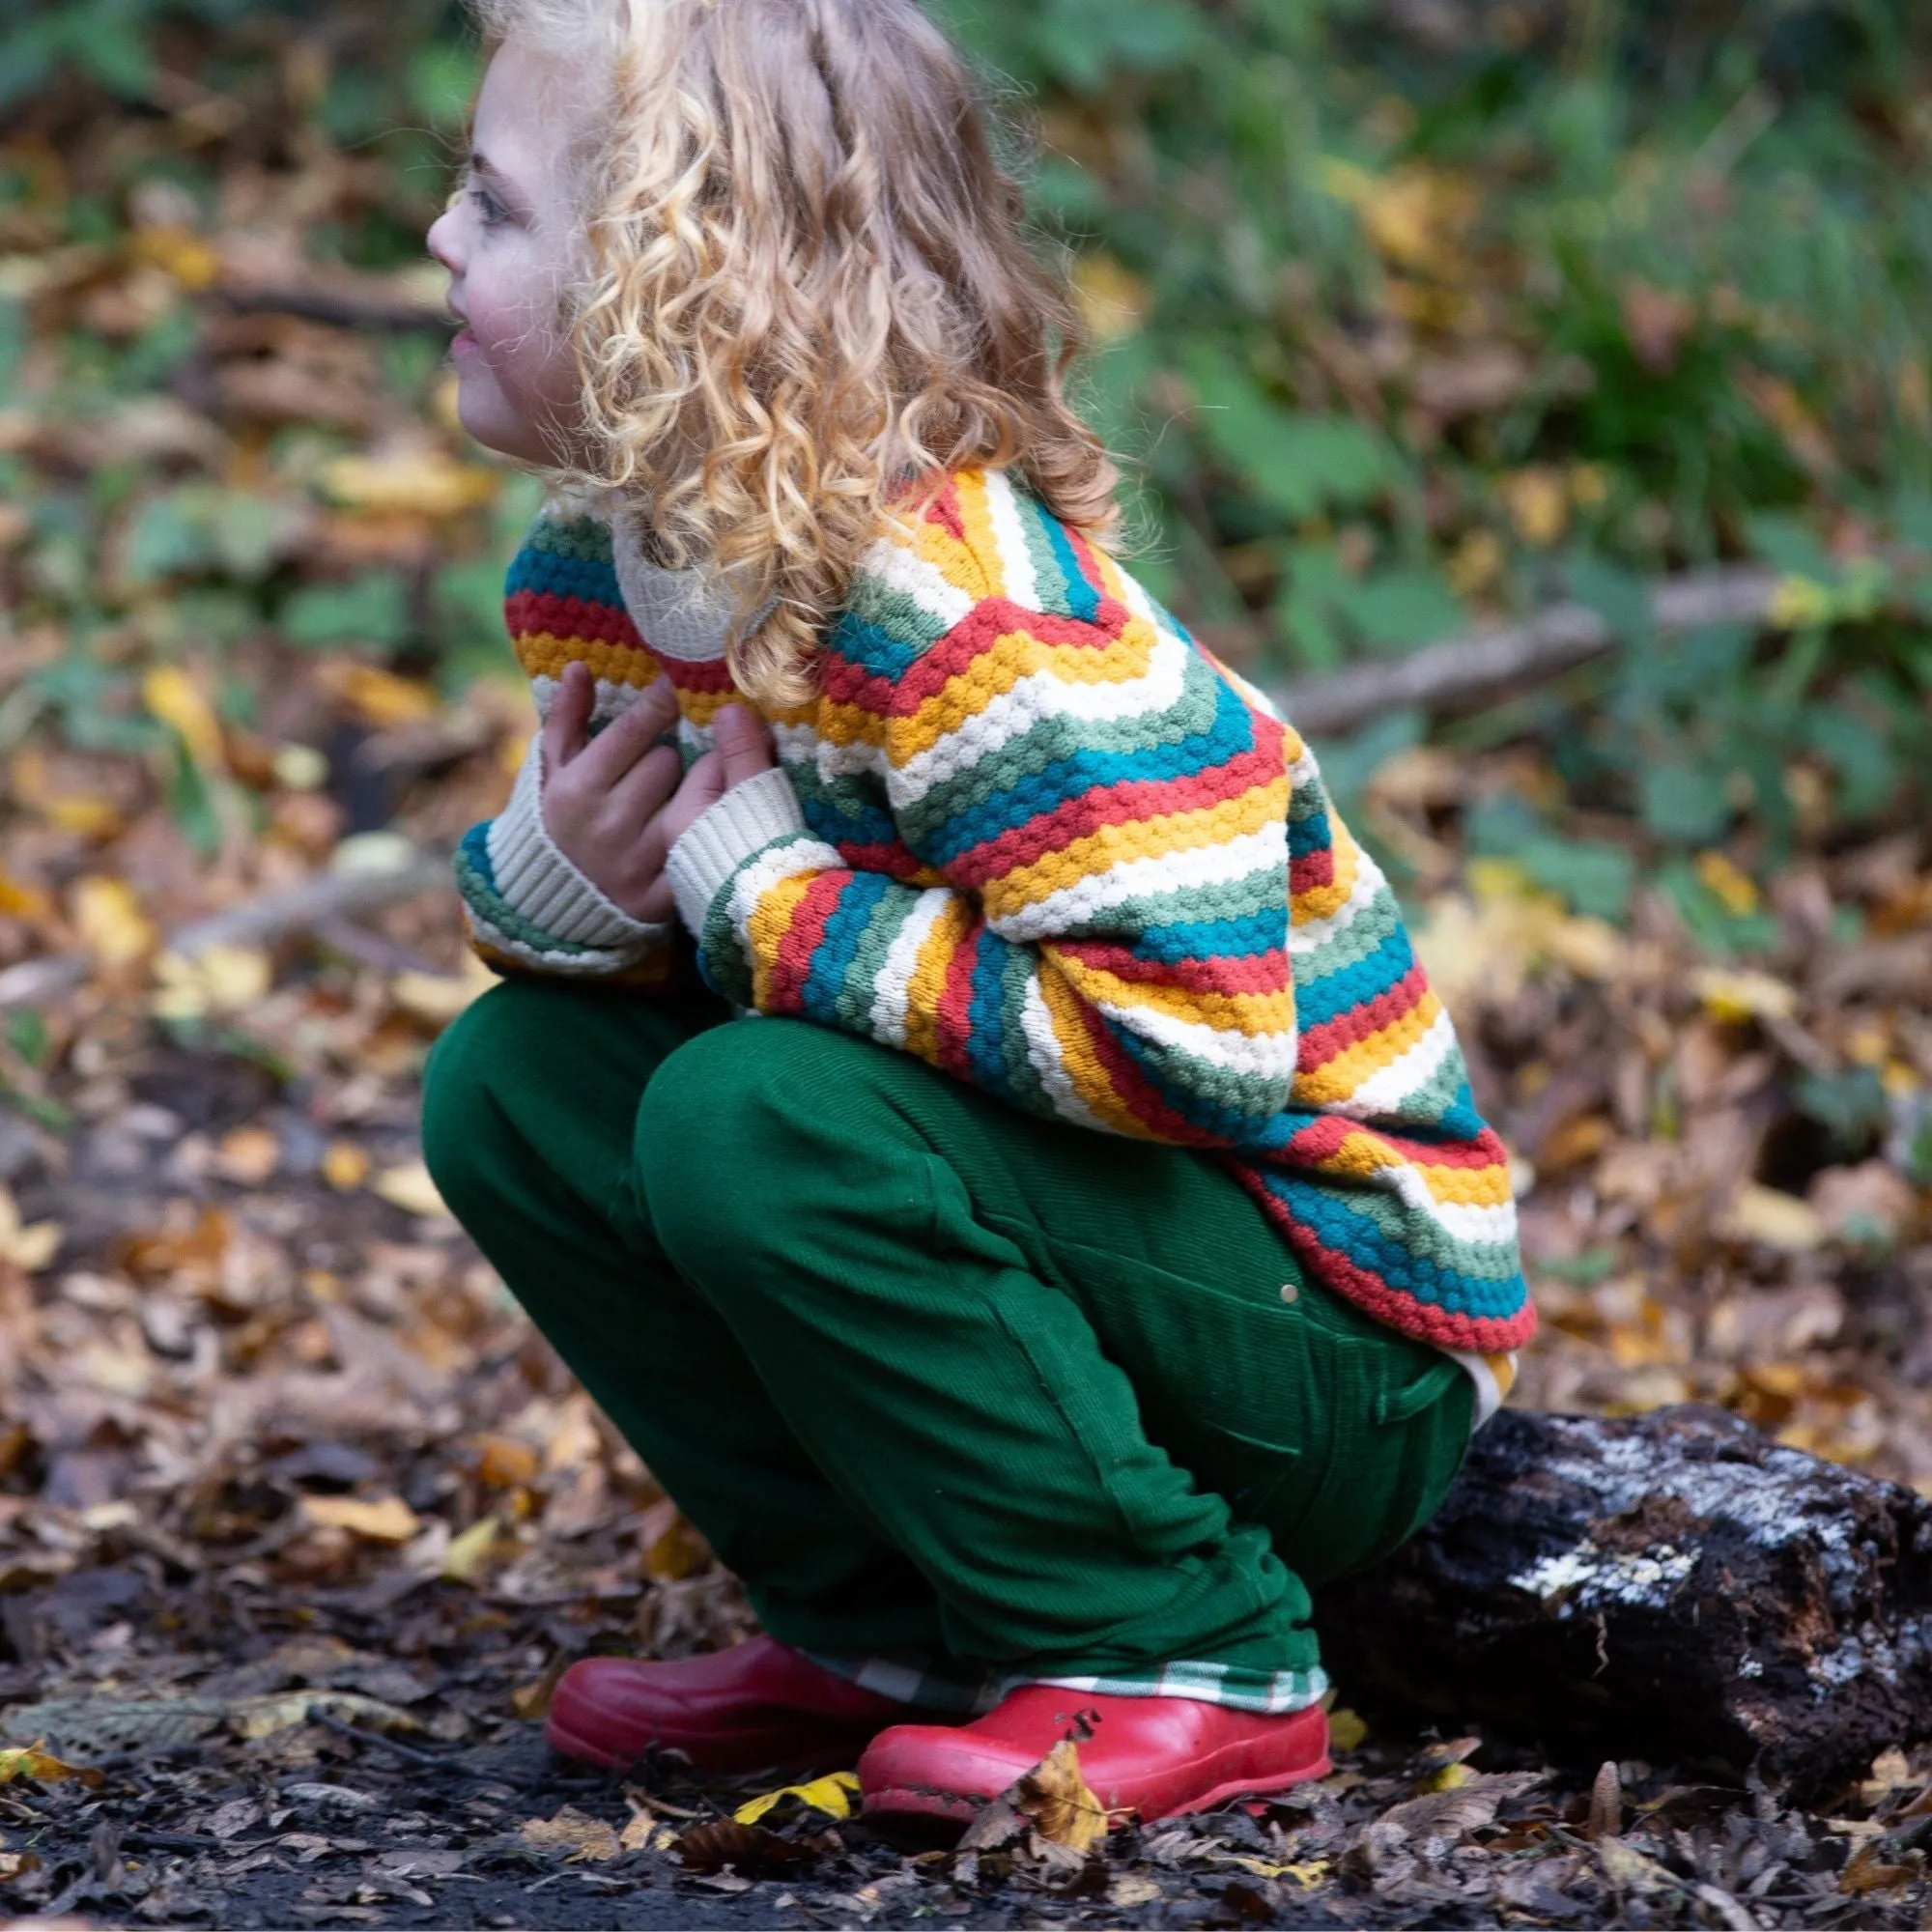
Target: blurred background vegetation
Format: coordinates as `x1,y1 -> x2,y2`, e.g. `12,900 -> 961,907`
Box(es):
3,0 -> 1931,925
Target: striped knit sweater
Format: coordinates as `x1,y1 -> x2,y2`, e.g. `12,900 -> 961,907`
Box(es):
456,467 -> 1535,1386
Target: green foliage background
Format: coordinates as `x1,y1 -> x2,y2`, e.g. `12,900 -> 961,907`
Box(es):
5,0 -> 1932,930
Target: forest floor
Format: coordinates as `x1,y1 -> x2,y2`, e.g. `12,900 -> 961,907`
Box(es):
0,760 -> 1930,1927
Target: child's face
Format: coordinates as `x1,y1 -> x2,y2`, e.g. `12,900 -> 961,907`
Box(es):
427,44 -> 586,468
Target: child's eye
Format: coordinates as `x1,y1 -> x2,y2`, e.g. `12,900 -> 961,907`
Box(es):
469,182 -> 510,228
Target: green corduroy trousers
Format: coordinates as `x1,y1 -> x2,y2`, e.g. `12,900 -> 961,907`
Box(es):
421,977 -> 1472,1692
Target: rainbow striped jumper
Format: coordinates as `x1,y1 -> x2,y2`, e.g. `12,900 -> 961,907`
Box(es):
456,467 -> 1535,1379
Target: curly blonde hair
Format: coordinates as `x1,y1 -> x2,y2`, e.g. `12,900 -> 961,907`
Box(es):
470,0 -> 1121,706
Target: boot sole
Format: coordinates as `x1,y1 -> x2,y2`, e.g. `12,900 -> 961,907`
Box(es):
548,1709 -> 894,1780
864,1746 -> 1333,1832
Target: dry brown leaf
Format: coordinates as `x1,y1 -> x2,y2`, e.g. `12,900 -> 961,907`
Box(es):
521,1806 -> 621,1862
971,1738 -> 1113,1851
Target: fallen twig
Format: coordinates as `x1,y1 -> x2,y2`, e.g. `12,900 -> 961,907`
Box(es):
0,849 -> 452,1013
1276,564 -> 1783,737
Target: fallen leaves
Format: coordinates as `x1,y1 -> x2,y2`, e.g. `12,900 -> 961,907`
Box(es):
959,1739 -> 1114,1853
733,1771 -> 861,1827
520,1806 -> 622,1862
0,1745 -> 99,1788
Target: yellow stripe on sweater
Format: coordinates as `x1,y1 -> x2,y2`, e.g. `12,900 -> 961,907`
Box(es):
1037,970 -> 1162,1139
1049,954 -> 1293,1037
1290,816 -> 1363,925
1291,988 -> 1445,1108
745,872 -> 820,1011
515,634 -> 666,689
902,895 -> 976,1067
984,779 -> 1290,922
1307,1126 -> 1515,1207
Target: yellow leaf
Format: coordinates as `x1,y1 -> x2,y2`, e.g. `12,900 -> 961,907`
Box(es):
322,1141 -> 371,1191
1071,252 -> 1149,344
271,743 -> 328,791
1718,1183 -> 1824,1253
1498,468 -> 1569,549
326,662 -> 442,729
521,1806 -> 621,1862
0,1186 -> 62,1274
43,794 -> 124,839
618,1809 -> 657,1854
1014,1739 -> 1113,1851
733,1772 -> 862,1827
71,876 -> 155,968
300,1494 -> 422,1544
441,1515 -> 503,1583
391,956 -> 493,1023
0,869 -> 53,923
1691,966 -> 1796,1025
1767,574 -> 1835,630
152,945 -> 271,1021
1447,528 -> 1505,599
321,452 -> 499,520
1327,1706 -> 1368,1752
213,1124 -> 280,1185
1420,1760 -> 1473,1792
130,224 -> 221,291
372,1161 -> 449,1220
0,1744 -> 100,1787
143,665 -> 224,768
1319,159 -> 1474,278
228,1690 -> 420,1742
1693,849 -> 1759,917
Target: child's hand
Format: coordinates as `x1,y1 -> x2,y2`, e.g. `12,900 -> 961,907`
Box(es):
541,662 -> 775,924
541,663 -> 686,921
653,701 -> 777,854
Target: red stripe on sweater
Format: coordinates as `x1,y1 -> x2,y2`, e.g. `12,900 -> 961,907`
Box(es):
1295,964 -> 1429,1065
505,589 -> 643,650
1284,1115 -> 1513,1173
1052,939 -> 1289,999
766,872 -> 846,1014
655,655 -> 736,694
885,598 -> 1133,709
831,840 -> 926,881
935,928 -> 982,1081
1289,847 -> 1335,894
1076,1003 -> 1219,1146
946,744 -> 1283,892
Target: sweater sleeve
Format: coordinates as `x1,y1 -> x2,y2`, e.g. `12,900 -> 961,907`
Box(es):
451,503 -> 685,988
454,733 -> 684,984
665,495 -> 1298,1144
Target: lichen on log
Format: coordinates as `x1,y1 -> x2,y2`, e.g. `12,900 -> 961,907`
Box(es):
1316,1404 -> 1932,1799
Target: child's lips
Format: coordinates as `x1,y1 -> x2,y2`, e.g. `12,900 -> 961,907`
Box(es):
450,327 -> 477,356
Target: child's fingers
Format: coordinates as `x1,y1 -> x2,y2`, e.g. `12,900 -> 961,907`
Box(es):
573,676 -> 680,790
542,660 -> 596,771
714,704 -> 777,787
607,740 -> 684,834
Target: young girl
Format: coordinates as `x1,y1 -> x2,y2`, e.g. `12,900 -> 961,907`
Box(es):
421,0 -> 1533,1829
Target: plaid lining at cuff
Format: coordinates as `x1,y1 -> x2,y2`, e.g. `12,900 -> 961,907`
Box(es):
802,1650 -> 1330,1718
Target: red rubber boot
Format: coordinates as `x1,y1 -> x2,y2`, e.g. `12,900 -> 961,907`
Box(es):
859,1686 -> 1330,1830
548,1635 -> 935,1775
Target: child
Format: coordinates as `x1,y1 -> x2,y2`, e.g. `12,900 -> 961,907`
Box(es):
421,0 -> 1533,1829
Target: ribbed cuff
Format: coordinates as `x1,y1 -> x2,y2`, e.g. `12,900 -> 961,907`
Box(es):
488,736 -> 673,954
665,766 -> 807,934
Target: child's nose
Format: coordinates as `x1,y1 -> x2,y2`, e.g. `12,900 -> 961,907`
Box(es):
426,208 -> 462,274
